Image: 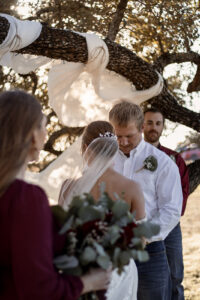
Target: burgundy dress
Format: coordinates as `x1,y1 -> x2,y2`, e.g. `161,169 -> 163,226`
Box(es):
0,179 -> 83,300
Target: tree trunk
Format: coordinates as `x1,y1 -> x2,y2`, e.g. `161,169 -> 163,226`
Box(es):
0,15 -> 199,193
188,160 -> 200,194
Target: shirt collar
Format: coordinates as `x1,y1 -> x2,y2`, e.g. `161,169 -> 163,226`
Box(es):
119,139 -> 145,158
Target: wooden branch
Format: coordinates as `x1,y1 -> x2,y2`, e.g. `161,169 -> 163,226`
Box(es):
188,159 -> 200,194
147,86 -> 200,131
0,15 -> 199,191
44,126 -> 84,155
107,0 -> 129,41
187,63 -> 200,92
18,72 -> 38,94
0,15 -> 200,132
153,51 -> 200,93
153,51 -> 200,70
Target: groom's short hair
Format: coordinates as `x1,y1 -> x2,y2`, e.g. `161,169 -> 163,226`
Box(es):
109,100 -> 144,131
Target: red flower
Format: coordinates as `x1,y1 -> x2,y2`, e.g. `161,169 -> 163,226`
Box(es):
118,222 -> 137,248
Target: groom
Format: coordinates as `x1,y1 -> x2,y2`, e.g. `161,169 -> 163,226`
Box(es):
109,100 -> 183,300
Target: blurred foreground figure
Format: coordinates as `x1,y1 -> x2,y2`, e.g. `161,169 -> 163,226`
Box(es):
0,90 -> 110,300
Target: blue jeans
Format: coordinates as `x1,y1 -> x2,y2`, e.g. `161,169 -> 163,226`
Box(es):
164,222 -> 184,300
136,241 -> 171,300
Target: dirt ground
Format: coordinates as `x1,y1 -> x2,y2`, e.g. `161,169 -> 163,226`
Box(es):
181,186 -> 200,299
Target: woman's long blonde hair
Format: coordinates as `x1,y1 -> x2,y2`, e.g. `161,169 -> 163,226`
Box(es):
0,90 -> 43,196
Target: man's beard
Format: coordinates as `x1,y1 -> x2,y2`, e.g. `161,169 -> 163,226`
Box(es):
145,130 -> 160,143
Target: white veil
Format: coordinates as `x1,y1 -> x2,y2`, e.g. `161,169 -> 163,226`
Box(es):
58,132 -> 139,300
59,134 -> 118,210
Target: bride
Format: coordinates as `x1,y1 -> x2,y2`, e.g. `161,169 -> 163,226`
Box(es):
59,120 -> 146,300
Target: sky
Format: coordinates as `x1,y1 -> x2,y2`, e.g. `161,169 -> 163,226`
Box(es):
160,124 -> 192,150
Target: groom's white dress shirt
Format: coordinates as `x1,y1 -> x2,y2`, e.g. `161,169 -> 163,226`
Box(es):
114,139 -> 183,242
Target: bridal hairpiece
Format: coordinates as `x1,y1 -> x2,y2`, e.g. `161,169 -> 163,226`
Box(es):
99,131 -> 117,139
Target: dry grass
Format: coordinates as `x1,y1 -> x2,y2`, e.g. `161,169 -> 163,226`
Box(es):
181,186 -> 200,299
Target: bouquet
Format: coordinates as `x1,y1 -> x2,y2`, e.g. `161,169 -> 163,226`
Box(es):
52,185 -> 160,300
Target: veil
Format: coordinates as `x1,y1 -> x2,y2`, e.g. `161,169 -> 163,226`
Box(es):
59,133 -> 138,300
59,134 -> 119,210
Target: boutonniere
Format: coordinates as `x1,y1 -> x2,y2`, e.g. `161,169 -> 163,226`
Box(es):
170,154 -> 176,163
136,155 -> 158,173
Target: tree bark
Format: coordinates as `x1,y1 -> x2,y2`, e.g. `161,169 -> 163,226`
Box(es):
107,0 -> 129,41
44,126 -> 84,155
0,15 -> 199,192
153,51 -> 200,93
0,17 -> 198,131
188,160 -> 200,194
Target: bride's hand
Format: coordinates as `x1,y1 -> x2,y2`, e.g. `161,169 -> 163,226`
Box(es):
80,268 -> 111,295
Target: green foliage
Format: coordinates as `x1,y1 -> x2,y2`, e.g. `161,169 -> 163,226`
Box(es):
123,0 -> 200,60
52,190 -> 160,279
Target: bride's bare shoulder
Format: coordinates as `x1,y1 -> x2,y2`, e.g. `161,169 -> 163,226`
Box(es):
113,170 -> 140,187
111,170 -> 141,195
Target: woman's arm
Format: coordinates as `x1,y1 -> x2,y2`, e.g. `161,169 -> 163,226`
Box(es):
11,184 -> 83,300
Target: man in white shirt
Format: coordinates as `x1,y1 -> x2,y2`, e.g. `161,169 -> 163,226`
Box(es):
109,100 -> 183,300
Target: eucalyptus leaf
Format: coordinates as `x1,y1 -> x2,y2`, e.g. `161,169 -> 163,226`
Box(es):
75,218 -> 83,226
131,237 -> 143,246
113,247 -> 121,265
97,254 -> 111,269
115,216 -> 130,227
70,196 -> 84,209
134,221 -> 160,239
119,251 -> 131,265
80,246 -> 97,265
106,225 -> 121,244
137,250 -> 149,262
98,191 -> 113,210
93,241 -> 107,256
99,182 -> 106,194
84,193 -> 96,205
59,215 -> 74,235
111,200 -> 129,219
54,255 -> 79,269
78,206 -> 103,222
130,249 -> 137,260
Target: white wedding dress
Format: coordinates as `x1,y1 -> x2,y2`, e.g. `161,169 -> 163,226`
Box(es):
106,259 -> 138,300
